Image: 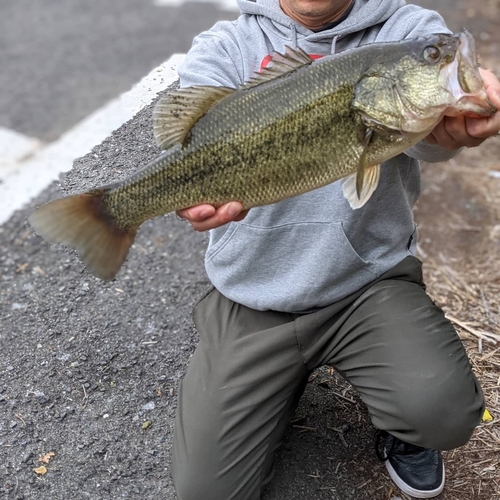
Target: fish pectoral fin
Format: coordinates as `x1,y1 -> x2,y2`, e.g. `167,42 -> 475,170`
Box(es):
153,86 -> 236,150
341,163 -> 381,210
355,127 -> 375,197
28,192 -> 138,280
356,128 -> 373,198
242,46 -> 313,89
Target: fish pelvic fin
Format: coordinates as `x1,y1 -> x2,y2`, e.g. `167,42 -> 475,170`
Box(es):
28,192 -> 138,280
342,163 -> 381,210
153,86 -> 236,150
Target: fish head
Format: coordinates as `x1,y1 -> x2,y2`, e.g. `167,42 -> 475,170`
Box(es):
352,31 -> 497,135
440,30 -> 497,117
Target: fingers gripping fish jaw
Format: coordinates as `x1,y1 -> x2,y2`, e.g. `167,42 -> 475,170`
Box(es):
440,31 -> 497,117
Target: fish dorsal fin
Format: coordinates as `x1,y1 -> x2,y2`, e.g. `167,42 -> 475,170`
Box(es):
341,164 -> 381,210
242,46 -> 313,89
153,86 -> 235,150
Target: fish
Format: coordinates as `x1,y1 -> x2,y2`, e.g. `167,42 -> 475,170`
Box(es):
29,31 -> 496,281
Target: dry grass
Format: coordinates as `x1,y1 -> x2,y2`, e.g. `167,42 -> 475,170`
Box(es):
424,259 -> 500,499
415,116 -> 500,498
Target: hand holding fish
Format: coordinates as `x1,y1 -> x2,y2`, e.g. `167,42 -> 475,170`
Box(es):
177,202 -> 248,231
426,68 -> 500,149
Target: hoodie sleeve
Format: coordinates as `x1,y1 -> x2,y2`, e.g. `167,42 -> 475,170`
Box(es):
404,141 -> 463,163
178,25 -> 246,89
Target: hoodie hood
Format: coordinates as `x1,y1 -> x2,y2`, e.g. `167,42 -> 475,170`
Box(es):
237,0 -> 407,49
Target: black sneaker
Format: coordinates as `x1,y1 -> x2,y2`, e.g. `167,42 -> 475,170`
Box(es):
376,431 -> 445,499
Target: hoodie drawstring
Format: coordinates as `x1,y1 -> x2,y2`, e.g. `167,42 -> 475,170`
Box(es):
290,24 -> 297,49
288,27 -> 340,55
331,35 -> 339,54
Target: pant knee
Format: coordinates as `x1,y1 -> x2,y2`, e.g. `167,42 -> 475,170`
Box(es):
173,477 -> 214,500
172,446 -> 262,500
395,378 -> 484,450
172,461 -> 218,500
173,469 -> 261,500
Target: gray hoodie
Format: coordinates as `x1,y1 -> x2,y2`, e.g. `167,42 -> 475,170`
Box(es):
178,0 -> 457,312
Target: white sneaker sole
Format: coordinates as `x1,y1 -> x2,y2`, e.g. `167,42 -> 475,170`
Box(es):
385,460 -> 445,499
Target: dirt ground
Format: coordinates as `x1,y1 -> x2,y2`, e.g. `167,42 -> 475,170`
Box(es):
1,2 -> 500,500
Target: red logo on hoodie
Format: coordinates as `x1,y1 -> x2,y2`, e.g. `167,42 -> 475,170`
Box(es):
260,53 -> 323,72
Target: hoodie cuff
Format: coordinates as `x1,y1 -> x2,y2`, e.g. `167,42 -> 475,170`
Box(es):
405,141 -> 463,163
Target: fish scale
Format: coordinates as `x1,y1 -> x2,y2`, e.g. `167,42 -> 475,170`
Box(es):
107,85 -> 363,224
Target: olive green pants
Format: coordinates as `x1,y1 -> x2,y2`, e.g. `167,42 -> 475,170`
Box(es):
172,257 -> 484,500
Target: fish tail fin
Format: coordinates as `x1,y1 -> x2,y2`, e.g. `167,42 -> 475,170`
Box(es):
28,192 -> 138,280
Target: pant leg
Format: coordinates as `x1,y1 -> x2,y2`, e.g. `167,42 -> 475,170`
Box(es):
172,289 -> 310,500
297,258 -> 484,451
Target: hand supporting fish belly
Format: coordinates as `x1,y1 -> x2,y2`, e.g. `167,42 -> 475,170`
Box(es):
29,31 -> 497,281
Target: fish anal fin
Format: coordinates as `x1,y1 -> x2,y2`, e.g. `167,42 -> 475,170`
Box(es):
28,193 -> 138,280
153,86 -> 235,150
342,164 -> 381,210
242,46 -> 313,89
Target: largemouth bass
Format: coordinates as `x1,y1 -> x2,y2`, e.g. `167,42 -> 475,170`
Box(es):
29,31 -> 496,280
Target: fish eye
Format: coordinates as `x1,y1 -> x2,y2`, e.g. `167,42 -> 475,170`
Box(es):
423,46 -> 442,63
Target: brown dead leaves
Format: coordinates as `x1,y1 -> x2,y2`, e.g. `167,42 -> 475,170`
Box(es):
33,452 -> 55,475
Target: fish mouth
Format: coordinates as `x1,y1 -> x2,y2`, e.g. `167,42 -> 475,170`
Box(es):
441,31 -> 497,117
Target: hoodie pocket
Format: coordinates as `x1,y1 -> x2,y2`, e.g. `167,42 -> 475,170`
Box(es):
205,221 -> 379,311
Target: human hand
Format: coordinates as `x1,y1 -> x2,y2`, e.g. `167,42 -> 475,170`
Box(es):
176,201 -> 249,231
426,68 -> 500,150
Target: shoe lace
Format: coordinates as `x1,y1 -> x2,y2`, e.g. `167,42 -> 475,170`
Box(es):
375,430 -> 425,461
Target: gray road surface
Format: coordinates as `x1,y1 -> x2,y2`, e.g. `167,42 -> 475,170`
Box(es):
0,0 -> 237,142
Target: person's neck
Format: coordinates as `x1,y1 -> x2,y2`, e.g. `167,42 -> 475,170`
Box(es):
280,0 -> 353,30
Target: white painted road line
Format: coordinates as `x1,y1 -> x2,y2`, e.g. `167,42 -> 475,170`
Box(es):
0,127 -> 43,180
153,0 -> 239,11
0,54 -> 186,226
